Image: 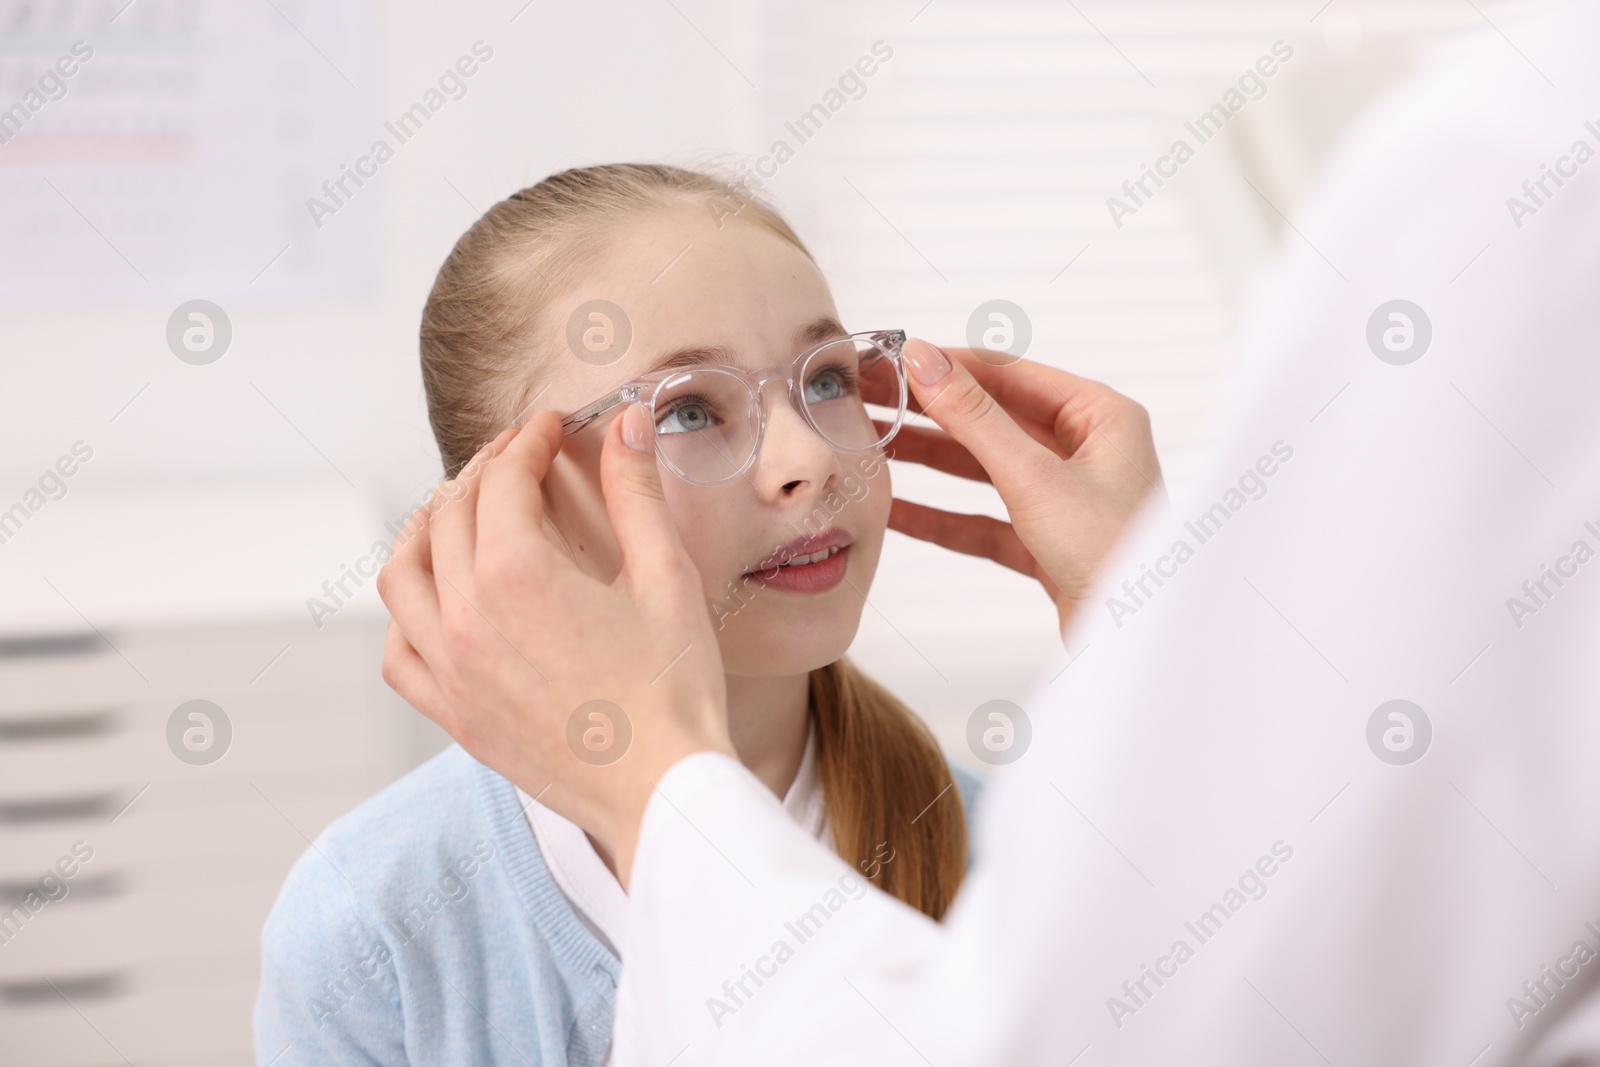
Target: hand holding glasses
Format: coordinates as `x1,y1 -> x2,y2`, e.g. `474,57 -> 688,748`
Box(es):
379,332 -> 1165,887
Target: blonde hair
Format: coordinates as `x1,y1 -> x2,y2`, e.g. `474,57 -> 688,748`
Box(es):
419,163 -> 968,919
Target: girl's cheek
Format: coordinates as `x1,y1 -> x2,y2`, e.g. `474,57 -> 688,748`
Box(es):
663,492 -> 738,586
865,464 -> 892,524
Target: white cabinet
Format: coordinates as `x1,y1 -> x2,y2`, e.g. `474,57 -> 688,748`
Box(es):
0,487 -> 447,1065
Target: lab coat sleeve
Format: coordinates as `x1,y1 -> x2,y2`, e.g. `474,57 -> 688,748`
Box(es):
615,750 -> 1105,1066
615,5 -> 1600,1065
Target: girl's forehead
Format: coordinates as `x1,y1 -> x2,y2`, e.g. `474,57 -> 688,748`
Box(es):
602,206 -> 829,313
545,310 -> 847,417
542,212 -> 839,404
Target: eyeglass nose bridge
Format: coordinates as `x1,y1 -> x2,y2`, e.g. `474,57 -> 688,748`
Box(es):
743,360 -> 838,457
747,364 -> 804,413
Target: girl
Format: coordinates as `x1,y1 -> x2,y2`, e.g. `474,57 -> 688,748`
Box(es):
254,163 -> 981,1066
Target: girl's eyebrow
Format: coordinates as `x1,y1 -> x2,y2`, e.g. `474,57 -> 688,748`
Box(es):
641,317 -> 847,376
644,344 -> 737,375
797,316 -> 848,346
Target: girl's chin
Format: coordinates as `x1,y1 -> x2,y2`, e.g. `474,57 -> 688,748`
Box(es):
719,626 -> 859,679
708,574 -> 870,669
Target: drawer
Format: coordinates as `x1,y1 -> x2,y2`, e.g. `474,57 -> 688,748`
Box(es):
0,616 -> 385,715
0,777 -> 384,888
0,614 -> 432,1066
0,964 -> 259,1066
0,878 -> 281,978
0,640 -> 143,713
0,684 -> 380,795
117,618 -> 384,693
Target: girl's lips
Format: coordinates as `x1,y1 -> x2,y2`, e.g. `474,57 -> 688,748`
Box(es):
743,544 -> 850,594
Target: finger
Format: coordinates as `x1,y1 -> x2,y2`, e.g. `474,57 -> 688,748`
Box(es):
430,437 -> 502,599
380,618 -> 460,736
600,403 -> 699,598
942,347 -> 1147,460
873,421 -> 992,483
888,498 -> 1041,578
936,349 -> 1162,489
391,483 -> 438,576
946,349 -> 1108,431
875,414 -> 1078,478
376,500 -> 449,669
901,338 -> 1051,495
476,411 -> 565,578
875,348 -> 1047,421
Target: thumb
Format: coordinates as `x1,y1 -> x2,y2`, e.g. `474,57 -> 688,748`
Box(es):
599,403 -> 698,596
902,338 -> 1045,492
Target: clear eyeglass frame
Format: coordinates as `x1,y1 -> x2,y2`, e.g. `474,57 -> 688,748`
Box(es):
559,328 -> 909,486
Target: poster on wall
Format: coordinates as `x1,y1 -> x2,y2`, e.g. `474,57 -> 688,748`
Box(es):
0,0 -> 377,303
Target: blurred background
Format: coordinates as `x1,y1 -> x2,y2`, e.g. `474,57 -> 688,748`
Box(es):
0,0 -> 1534,1062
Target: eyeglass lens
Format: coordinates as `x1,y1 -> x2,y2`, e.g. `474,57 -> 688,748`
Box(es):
649,337 -> 902,485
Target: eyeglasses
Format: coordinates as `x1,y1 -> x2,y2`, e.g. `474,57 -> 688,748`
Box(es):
560,329 -> 908,486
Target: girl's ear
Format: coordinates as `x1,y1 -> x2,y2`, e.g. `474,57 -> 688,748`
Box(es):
541,446 -> 628,583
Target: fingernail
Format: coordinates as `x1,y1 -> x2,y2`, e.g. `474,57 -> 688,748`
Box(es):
906,340 -> 951,386
621,402 -> 654,453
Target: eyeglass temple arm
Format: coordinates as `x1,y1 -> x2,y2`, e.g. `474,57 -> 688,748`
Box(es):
559,384 -> 643,435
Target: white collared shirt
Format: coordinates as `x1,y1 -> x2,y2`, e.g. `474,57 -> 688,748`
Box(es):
516,720 -> 828,958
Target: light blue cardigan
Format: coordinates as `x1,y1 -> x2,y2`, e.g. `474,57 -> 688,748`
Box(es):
254,744 -> 984,1066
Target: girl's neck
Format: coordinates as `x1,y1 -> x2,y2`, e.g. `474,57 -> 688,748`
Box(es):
588,669 -> 812,881
724,670 -> 812,800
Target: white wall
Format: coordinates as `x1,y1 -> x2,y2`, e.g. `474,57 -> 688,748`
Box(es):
0,0 -> 1511,759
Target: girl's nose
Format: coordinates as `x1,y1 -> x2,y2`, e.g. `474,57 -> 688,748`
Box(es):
755,378 -> 839,498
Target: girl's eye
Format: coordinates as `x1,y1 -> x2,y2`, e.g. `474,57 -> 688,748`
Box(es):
656,398 -> 719,434
804,366 -> 856,404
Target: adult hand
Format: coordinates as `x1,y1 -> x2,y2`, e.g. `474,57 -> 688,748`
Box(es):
376,406 -> 733,886
876,341 -> 1163,637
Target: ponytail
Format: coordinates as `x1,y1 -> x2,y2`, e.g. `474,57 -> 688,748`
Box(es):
809,658 -> 967,920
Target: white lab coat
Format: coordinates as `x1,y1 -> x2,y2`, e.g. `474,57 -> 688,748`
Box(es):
613,3 -> 1600,1063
